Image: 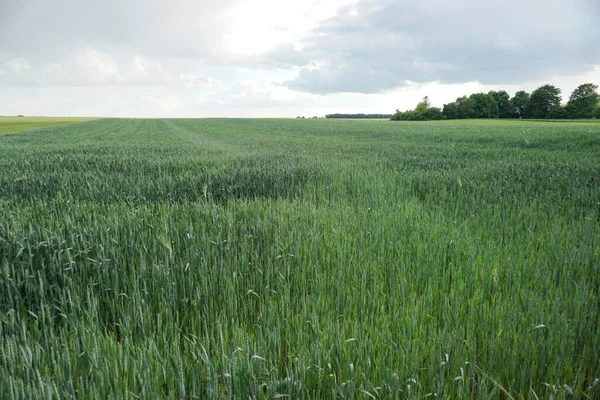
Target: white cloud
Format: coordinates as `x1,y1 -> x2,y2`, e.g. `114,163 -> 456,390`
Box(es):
178,73 -> 212,86
236,81 -> 298,102
7,58 -> 33,73
0,48 -> 216,88
74,48 -> 118,79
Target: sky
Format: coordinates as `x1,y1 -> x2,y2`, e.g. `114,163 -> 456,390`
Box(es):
1,0 -> 599,117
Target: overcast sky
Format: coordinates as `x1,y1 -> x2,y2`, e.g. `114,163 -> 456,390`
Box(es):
1,0 -> 599,117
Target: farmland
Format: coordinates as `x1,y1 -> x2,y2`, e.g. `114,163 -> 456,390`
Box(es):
0,116 -> 97,134
0,118 -> 599,398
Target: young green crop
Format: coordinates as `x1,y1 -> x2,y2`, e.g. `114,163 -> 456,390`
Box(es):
0,116 -> 97,134
0,118 -> 598,398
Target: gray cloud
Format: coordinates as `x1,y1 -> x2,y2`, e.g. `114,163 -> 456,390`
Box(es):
0,0 -> 238,62
0,0 -> 311,88
0,0 -> 239,88
284,0 -> 600,94
0,49 -> 215,88
245,44 -> 312,70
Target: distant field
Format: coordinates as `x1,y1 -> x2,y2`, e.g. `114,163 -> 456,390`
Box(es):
0,116 -> 97,134
0,118 -> 598,398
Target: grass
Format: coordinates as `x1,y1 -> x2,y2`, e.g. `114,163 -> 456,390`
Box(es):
0,118 -> 598,398
0,116 -> 97,134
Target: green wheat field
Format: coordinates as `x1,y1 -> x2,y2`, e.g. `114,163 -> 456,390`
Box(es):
0,118 -> 599,398
0,117 -> 97,134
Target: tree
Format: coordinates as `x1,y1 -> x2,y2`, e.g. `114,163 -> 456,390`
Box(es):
488,90 -> 513,118
510,91 -> 530,119
424,107 -> 444,120
326,114 -> 393,119
391,96 -> 444,121
549,105 -> 568,119
418,96 -> 431,109
565,83 -> 599,119
413,96 -> 432,116
442,102 -> 458,119
524,84 -> 562,119
456,96 -> 475,119
469,93 -> 499,118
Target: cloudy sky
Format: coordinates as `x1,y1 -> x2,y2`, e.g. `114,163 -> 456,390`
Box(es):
1,0 -> 599,117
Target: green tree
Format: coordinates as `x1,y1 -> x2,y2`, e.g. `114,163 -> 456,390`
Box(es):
390,109 -> 403,121
524,84 -> 562,119
391,96 -> 444,121
469,93 -> 499,118
424,107 -> 444,120
549,105 -> 568,119
565,83 -> 599,119
595,106 -> 600,119
442,102 -> 458,119
488,90 -> 513,118
417,96 -> 431,109
456,96 -> 475,119
510,91 -> 530,118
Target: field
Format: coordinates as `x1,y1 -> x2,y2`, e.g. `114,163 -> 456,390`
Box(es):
0,116 -> 97,134
0,118 -> 599,398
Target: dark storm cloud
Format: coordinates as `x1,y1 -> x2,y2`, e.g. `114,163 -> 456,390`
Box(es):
284,0 -> 600,94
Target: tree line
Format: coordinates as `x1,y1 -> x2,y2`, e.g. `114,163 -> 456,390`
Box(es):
326,113 -> 393,119
391,83 -> 600,121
